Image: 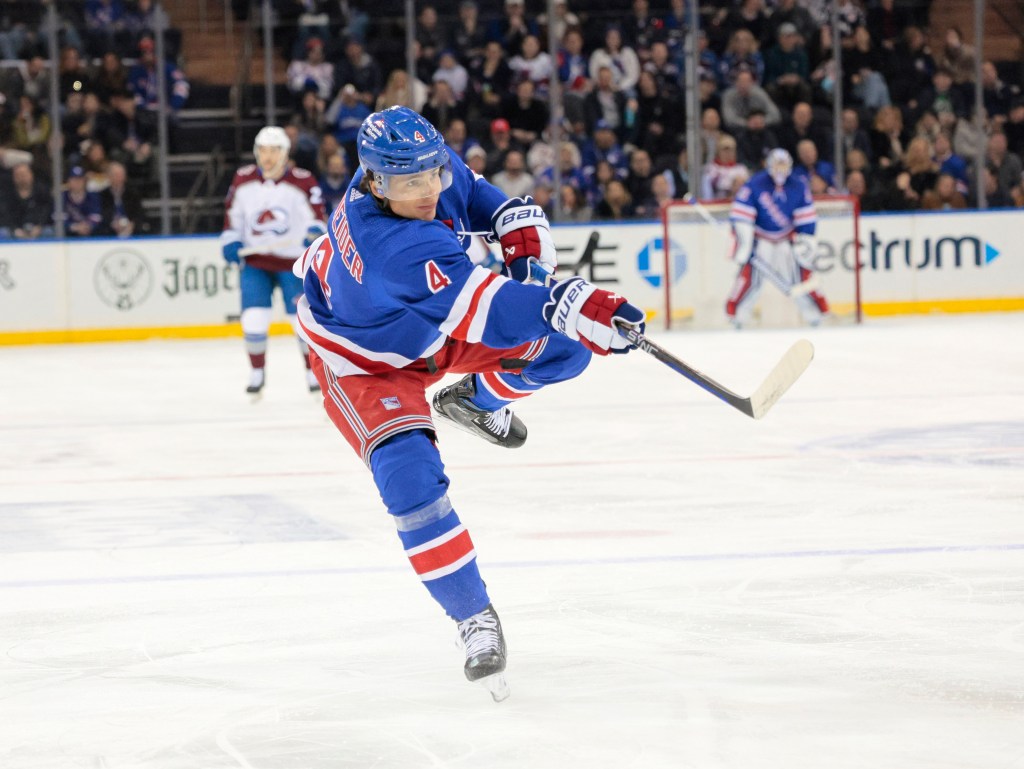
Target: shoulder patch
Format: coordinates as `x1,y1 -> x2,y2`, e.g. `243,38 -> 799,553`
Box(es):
425,260 -> 452,293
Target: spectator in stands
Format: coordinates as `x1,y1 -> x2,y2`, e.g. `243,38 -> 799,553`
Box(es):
626,148 -> 656,208
59,46 -> 95,102
318,150 -> 350,214
415,5 -> 448,79
902,136 -> 938,198
917,68 -> 968,123
867,0 -> 912,51
10,95 -> 51,172
67,91 -> 108,161
334,38 -> 383,110
5,55 -> 49,106
62,165 -> 103,237
105,89 -> 157,183
719,28 -> 765,86
537,140 -> 586,192
469,40 -> 512,121
842,26 -> 891,111
584,65 -> 629,141
491,148 -> 535,198
421,79 -> 465,135
844,168 -> 867,201
375,68 -> 427,112
869,105 -> 906,171
698,68 -> 722,116
508,35 -> 554,99
973,163 -> 1015,208
581,120 -> 629,187
83,140 -> 113,192
860,169 -> 919,211
888,26 -> 935,113
723,0 -> 770,49
94,50 -> 131,104
326,84 -> 370,170
937,26 -> 975,85
128,36 -> 189,115
986,132 -> 1023,197
443,119 -> 480,162
932,130 -> 968,193
287,37 -> 334,103
449,0 -> 487,71
465,144 -> 488,176
558,182 -> 592,222
99,160 -> 147,237
845,147 -> 870,181
921,172 -> 967,210
981,62 -> 1012,127
502,78 -> 548,148
85,0 -> 129,58
433,50 -> 470,103
483,117 -> 517,176
763,22 -> 811,110
664,145 -> 690,199
793,138 -> 836,191
488,0 -> 537,58
700,107 -> 726,164
765,0 -> 816,48
643,41 -> 682,102
585,158 -> 618,208
643,171 -> 674,218
839,107 -> 872,161
621,0 -> 660,56
123,0 -> 172,52
633,69 -> 681,161
595,178 -> 635,220
1005,99 -> 1024,159
557,27 -> 591,127
588,25 -> 641,98
700,133 -> 749,200
0,162 -> 53,240
721,67 -> 781,133
735,108 -> 779,170
537,0 -> 580,47
292,87 -> 328,139
778,101 -> 830,162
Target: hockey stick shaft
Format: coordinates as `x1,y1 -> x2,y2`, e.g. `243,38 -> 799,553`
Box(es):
749,254 -> 819,297
614,321 -> 814,419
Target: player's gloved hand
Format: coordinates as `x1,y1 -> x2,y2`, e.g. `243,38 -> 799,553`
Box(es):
303,223 -> 327,248
222,240 -> 243,264
490,196 -> 556,283
543,277 -> 646,355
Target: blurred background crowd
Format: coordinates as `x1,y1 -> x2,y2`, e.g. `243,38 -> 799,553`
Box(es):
1,0 -> 1023,239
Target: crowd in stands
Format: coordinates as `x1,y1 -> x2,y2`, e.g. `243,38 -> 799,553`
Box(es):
4,0 -> 1024,241
0,0 -> 187,239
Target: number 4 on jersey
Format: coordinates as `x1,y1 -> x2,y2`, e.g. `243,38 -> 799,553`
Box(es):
425,260 -> 452,293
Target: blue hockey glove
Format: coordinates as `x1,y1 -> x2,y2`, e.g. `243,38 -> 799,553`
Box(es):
222,240 -> 243,264
490,196 -> 556,283
543,277 -> 646,355
303,223 -> 327,248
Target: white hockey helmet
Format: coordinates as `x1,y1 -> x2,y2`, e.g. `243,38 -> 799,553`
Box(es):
766,148 -> 793,186
253,126 -> 291,177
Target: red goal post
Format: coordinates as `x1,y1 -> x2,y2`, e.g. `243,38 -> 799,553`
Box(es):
660,194 -> 862,330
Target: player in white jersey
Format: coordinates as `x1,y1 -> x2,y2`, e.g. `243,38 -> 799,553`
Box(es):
294,106 -> 645,701
726,148 -> 830,327
220,126 -> 328,396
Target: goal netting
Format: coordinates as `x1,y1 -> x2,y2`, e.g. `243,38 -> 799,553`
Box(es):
660,195 -> 862,330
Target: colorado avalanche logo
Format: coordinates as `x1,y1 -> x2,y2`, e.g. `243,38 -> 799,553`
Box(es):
251,207 -> 290,236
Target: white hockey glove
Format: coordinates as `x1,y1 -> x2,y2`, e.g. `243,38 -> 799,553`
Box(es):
731,220 -> 754,265
543,277 -> 646,355
490,196 -> 557,283
792,233 -> 818,269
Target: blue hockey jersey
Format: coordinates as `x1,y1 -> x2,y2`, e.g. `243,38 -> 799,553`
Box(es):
729,170 -> 816,242
293,149 -> 554,377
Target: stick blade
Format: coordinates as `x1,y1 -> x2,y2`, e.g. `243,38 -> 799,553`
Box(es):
747,339 -> 815,419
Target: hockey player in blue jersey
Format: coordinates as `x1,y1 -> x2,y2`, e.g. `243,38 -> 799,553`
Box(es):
293,106 -> 644,701
725,148 -> 830,327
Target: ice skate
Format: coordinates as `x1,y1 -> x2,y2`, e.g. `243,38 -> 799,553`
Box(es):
246,368 -> 265,400
432,375 -> 526,448
306,369 -> 321,393
457,604 -> 509,702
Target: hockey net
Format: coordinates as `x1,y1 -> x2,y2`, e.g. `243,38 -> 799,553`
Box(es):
660,195 -> 862,330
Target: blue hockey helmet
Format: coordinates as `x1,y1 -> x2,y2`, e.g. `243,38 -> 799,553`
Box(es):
357,106 -> 453,200
766,148 -> 793,186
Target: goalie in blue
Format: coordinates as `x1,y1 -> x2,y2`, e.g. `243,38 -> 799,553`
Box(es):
292,106 -> 645,701
725,148 -> 831,327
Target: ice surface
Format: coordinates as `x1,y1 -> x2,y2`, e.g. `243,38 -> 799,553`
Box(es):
1,314 -> 1023,769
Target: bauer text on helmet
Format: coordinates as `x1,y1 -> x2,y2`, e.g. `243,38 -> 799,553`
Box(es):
357,106 -> 454,201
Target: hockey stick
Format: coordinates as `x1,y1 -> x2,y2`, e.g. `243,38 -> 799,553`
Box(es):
681,195 -> 819,298
614,321 -> 814,419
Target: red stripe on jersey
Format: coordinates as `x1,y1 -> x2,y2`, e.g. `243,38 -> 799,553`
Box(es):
451,272 -> 498,340
480,371 -> 530,400
407,529 -> 475,577
298,314 -> 399,375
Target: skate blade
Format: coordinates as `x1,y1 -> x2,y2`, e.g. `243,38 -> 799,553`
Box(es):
478,672 -> 510,703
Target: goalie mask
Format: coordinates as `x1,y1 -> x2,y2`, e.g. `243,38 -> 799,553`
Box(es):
357,106 -> 453,201
253,126 -> 291,178
766,148 -> 793,187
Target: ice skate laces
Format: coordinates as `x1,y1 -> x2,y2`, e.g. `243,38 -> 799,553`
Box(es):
482,407 -> 513,438
459,610 -> 501,658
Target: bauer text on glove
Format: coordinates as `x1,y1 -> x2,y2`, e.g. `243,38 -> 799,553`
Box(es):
490,196 -> 556,283
542,277 -> 646,355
